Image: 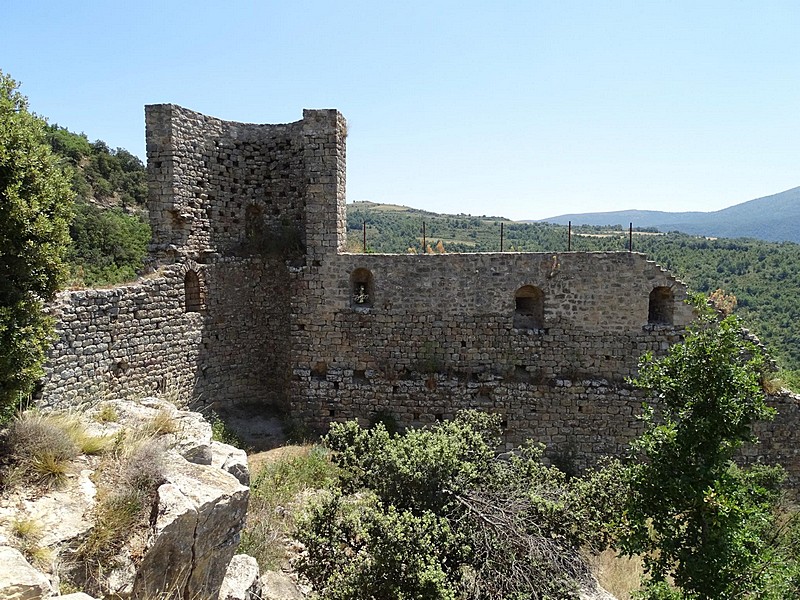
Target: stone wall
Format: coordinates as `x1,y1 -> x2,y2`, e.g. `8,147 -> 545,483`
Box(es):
39,264 -> 202,409
749,393 -> 800,488
39,106 -> 346,412
145,105 -> 346,264
38,257 -> 292,412
193,258 -> 292,408
289,250 -> 696,468
36,105 -> 800,488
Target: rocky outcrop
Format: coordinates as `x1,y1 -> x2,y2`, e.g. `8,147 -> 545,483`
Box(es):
260,571 -> 306,600
580,577 -> 619,600
0,398 -> 250,600
133,455 -> 249,599
0,547 -> 53,600
212,440 -> 250,486
219,554 -> 263,600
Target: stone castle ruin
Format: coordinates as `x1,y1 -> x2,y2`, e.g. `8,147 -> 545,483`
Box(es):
38,105 -> 800,482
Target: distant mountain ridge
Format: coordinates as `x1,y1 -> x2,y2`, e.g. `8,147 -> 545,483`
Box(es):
539,186 -> 800,243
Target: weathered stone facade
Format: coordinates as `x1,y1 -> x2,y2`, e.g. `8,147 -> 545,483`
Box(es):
38,105 -> 800,485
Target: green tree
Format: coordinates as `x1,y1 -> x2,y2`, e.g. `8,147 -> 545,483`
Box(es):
67,202 -> 150,286
621,297 -> 796,599
0,72 -> 74,419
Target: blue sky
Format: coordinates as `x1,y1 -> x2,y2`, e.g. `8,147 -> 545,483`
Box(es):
3,1 -> 798,220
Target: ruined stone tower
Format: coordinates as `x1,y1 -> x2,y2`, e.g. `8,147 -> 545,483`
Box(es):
37,106 -> 800,481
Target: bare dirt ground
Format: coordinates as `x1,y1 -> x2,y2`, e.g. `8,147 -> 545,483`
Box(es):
212,404 -> 288,452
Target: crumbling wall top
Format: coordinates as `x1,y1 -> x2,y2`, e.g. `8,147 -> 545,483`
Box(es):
145,105 -> 347,266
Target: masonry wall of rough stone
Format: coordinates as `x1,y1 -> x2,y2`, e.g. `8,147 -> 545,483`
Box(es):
146,104 -> 305,262
39,257 -> 292,412
192,258 -> 292,409
750,394 -> 800,489
37,105 -> 800,490
38,106 -> 346,413
38,264 -> 203,409
145,105 -> 346,264
289,251 -> 694,467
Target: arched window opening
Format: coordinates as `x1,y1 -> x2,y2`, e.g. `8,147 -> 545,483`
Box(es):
514,285 -> 544,330
185,270 -> 203,313
648,286 -> 673,325
350,268 -> 374,308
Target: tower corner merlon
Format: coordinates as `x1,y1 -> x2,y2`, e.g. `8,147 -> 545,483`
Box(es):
301,108 -> 348,259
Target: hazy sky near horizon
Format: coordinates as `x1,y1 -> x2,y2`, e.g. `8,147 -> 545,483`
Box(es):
3,1 -> 798,220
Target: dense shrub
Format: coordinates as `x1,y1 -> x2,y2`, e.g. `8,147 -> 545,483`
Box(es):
240,445 -> 338,570
45,124 -> 151,286
296,411 -> 627,600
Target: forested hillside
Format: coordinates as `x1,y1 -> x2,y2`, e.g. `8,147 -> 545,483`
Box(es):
347,202 -> 800,382
46,125 -> 150,286
541,186 -> 800,243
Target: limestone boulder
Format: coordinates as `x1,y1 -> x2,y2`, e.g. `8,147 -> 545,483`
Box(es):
131,452 -> 249,599
219,554 -> 262,600
211,440 -> 250,486
1,398 -> 251,600
25,468 -> 97,548
580,577 -> 619,600
259,571 -> 306,600
92,398 -> 214,465
169,407 -> 215,465
0,466 -> 96,553
0,546 -> 52,600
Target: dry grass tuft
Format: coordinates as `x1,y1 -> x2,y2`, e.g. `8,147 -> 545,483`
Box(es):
80,486 -> 147,559
7,412 -> 81,487
77,438 -> 166,567
143,409 -> 179,436
4,411 -> 114,488
119,438 -> 165,490
588,548 -> 644,600
95,402 -> 119,423
10,516 -> 52,568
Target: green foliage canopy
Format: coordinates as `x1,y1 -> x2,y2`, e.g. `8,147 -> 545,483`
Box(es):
0,71 -> 74,417
44,124 -> 151,286
46,124 -> 148,210
68,202 -> 150,286
621,300 -> 798,599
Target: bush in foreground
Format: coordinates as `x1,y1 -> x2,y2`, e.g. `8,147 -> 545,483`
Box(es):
622,298 -> 800,599
295,411 -> 626,600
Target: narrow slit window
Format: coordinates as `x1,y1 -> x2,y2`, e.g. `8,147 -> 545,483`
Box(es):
185,270 -> 203,313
